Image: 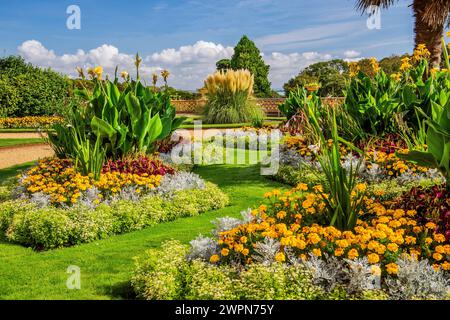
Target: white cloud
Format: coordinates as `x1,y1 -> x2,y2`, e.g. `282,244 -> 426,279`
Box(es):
264,52 -> 333,89
17,40 -> 347,90
343,50 -> 361,58
255,21 -> 361,51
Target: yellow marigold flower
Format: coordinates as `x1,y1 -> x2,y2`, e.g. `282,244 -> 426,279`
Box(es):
444,244 -> 450,255
433,253 -> 443,261
425,237 -> 433,245
367,253 -> 380,264
297,183 -> 308,191
433,234 -> 445,243
386,263 -> 398,275
355,183 -> 366,193
376,244 -> 386,255
221,248 -> 229,256
276,211 -> 287,219
435,245 -> 445,254
240,236 -> 248,244
307,233 -> 321,245
209,254 -> 220,263
275,252 -> 286,262
312,248 -> 322,257
432,264 -> 441,271
242,248 -> 249,256
387,243 -> 398,252
425,222 -> 436,230
272,189 -> 281,197
405,236 -> 416,245
347,248 -> 359,260
334,248 -> 344,257
264,192 -> 272,198
442,261 -> 450,271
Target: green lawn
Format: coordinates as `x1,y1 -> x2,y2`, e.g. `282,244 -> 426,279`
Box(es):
0,160 -> 286,299
0,138 -> 44,148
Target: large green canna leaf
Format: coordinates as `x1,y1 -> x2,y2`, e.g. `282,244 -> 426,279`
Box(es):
397,150 -> 439,168
146,113 -> 163,144
124,92 -> 142,124
91,116 -> 117,141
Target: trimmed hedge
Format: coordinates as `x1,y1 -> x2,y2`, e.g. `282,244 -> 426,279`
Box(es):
0,56 -> 71,117
0,182 -> 228,250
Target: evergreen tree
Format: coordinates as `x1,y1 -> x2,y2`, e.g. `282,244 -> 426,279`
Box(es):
229,35 -> 272,97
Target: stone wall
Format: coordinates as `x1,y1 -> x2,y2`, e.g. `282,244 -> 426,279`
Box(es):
172,97 -> 345,116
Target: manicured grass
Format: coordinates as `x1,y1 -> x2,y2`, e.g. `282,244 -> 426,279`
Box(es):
0,138 -> 44,148
0,159 -> 287,299
0,161 -> 35,182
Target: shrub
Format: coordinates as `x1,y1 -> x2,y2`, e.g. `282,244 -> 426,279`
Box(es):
132,240 -> 189,300
132,240 -> 322,300
236,263 -> 321,300
0,56 -> 70,117
203,69 -> 263,124
1,182 -> 228,249
273,165 -> 326,187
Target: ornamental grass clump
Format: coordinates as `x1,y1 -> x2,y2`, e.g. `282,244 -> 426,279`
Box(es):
203,69 -> 263,124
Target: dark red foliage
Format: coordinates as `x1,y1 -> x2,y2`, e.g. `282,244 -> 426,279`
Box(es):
102,156 -> 175,176
395,184 -> 450,242
154,136 -> 184,154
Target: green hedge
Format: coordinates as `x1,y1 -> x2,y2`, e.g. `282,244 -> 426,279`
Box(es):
0,182 -> 228,250
0,56 -> 71,117
132,241 -> 324,300
132,241 -> 391,300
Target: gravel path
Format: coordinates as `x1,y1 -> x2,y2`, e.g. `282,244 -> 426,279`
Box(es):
0,132 -> 46,139
0,144 -> 53,169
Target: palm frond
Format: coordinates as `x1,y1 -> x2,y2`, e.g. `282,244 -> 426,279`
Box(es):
419,0 -> 450,29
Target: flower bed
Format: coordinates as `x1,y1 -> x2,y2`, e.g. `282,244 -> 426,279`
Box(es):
131,183 -> 449,300
1,157 -> 229,249
0,116 -> 63,129
276,135 -> 441,185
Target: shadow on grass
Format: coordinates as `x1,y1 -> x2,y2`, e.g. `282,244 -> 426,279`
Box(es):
100,281 -> 137,300
0,162 -> 35,182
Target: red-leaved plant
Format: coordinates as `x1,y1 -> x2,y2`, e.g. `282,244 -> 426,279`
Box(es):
395,185 -> 450,242
102,156 -> 175,176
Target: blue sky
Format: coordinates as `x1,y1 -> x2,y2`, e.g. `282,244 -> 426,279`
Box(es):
0,0 -> 421,90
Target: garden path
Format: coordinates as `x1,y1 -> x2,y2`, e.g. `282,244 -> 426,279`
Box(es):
0,132 -> 44,139
0,144 -> 53,169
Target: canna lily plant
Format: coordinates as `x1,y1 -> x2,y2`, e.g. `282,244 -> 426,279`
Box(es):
48,54 -> 185,178
397,38 -> 450,189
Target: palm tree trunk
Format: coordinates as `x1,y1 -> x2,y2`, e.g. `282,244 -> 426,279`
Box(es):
413,0 -> 444,67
